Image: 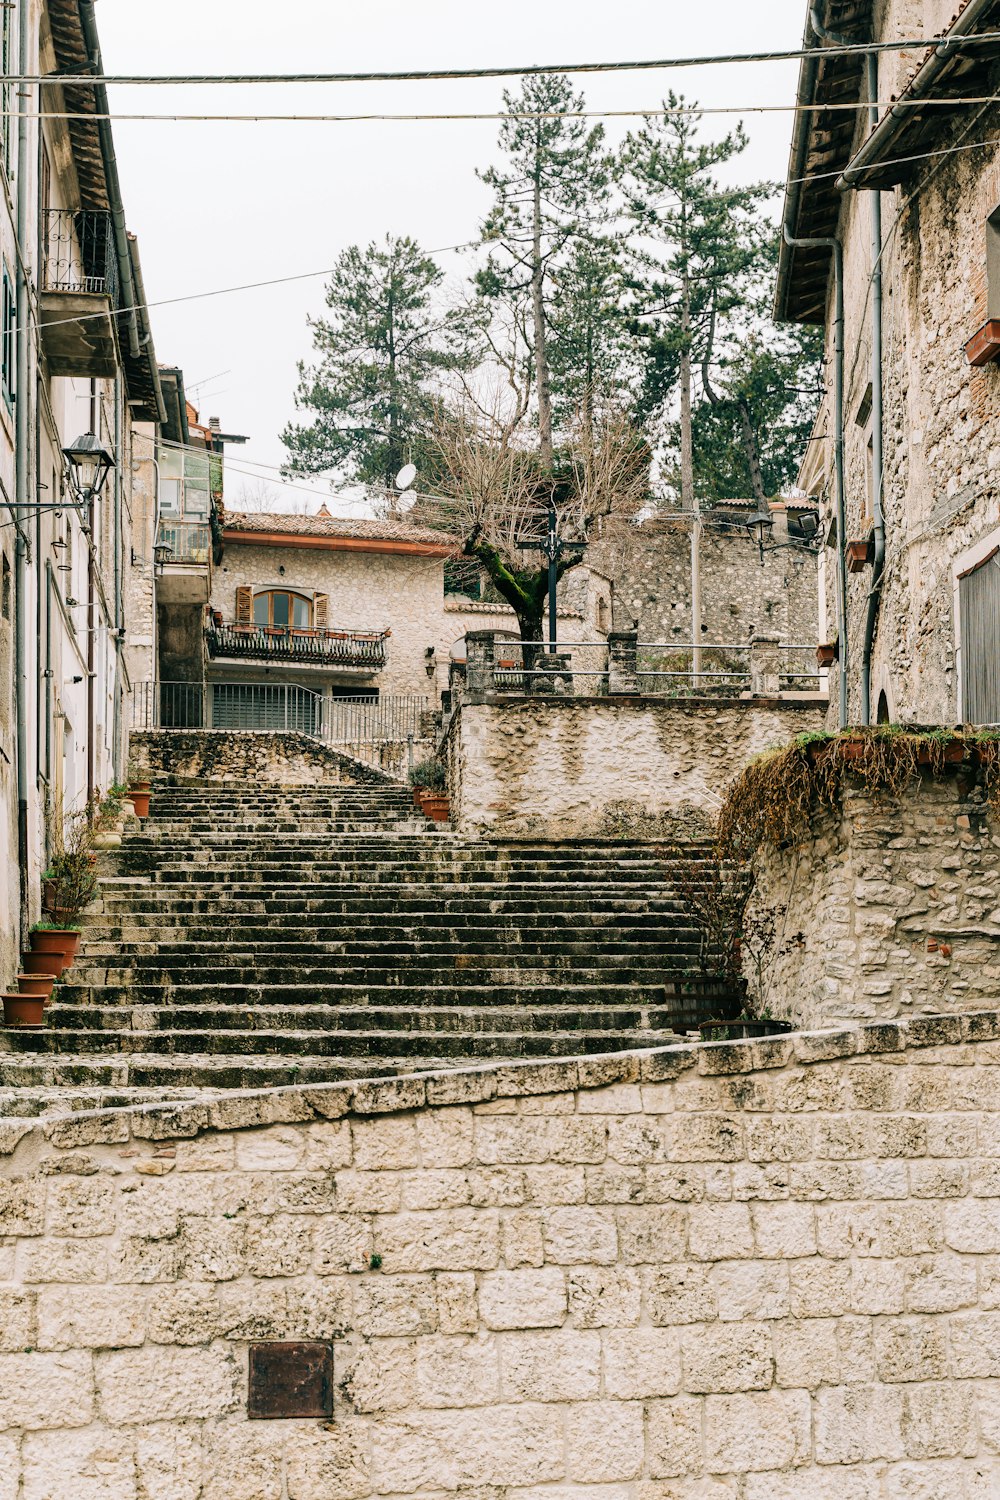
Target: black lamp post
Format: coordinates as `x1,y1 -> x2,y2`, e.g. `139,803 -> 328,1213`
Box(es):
516,498 -> 586,653
745,507 -> 819,565
62,432 -> 116,512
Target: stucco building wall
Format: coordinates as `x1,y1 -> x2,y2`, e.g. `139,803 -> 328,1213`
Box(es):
211,542 -> 446,701
445,697 -> 827,837
4,1018 -> 1000,1495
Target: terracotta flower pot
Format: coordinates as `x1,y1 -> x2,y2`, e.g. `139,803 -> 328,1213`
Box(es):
421,794 -> 450,823
130,790 -> 150,818
2,993 -> 45,1027
30,929 -> 80,972
130,779 -> 151,793
412,786 -> 425,809
21,950 -> 61,978
847,539 -> 873,573
815,643 -> 837,668
17,972 -> 55,1000
916,741 -> 965,765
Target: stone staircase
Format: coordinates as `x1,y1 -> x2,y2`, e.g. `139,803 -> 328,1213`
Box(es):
0,766 -> 745,1115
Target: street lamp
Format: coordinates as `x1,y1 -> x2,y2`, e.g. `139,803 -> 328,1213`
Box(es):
153,542 -> 173,575
745,507 -> 818,564
62,432 -> 116,510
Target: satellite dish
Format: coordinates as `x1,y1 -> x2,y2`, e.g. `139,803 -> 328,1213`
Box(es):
397,490 -> 417,514
395,463 -> 417,491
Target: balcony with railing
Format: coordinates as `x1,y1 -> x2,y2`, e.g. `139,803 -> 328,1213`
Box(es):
40,210 -> 121,376
206,619 -> 389,672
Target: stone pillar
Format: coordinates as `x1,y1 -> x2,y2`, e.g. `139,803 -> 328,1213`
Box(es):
749,634 -> 783,698
464,632 -> 496,703
532,652 -> 572,695
608,630 -> 639,695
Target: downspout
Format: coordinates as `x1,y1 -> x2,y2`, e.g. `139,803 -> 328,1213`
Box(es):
13,0 -> 32,931
781,231 -> 847,730
812,6 -> 885,722
860,52 -> 885,725
112,371 -> 122,782
76,1 -> 140,360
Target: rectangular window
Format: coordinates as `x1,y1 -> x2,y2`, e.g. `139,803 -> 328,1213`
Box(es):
2,262 -> 15,409
959,549 -> 1000,724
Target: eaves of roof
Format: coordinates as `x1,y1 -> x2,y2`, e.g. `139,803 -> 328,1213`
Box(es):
222,527 -> 455,559
774,1 -> 872,324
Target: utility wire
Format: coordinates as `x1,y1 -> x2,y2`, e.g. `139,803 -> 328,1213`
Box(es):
7,96 -> 1000,122
16,31 -> 1000,86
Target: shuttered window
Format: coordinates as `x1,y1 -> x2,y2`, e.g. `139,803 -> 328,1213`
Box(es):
960,550 -> 1000,724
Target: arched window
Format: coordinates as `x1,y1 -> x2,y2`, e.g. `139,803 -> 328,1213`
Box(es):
253,590 -> 312,628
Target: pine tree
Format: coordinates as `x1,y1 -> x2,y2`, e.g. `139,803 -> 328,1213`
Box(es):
476,74 -> 611,468
282,235 -> 463,488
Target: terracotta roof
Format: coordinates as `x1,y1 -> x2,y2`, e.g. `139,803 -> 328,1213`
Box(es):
223,510 -> 455,548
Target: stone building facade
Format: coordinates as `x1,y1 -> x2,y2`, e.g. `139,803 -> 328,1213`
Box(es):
778,0 -> 1000,726
590,507 -> 820,648
0,0 -> 163,982
6,1020 -> 1000,1496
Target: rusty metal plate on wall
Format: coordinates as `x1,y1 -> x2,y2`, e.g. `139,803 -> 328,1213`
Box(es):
247,1342 -> 334,1420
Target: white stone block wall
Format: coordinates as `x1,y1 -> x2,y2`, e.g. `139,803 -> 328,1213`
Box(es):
445,698 -> 828,837
4,1017 -> 1000,1492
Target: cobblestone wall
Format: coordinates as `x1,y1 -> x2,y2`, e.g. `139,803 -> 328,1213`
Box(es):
131,731 -> 398,787
446,697 -> 827,836
5,1019 -> 1000,1494
589,517 -> 819,646
751,769 -> 1000,1029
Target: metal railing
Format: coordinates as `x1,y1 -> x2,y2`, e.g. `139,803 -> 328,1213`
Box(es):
637,644 -> 751,697
156,521 -> 211,565
486,641 -> 610,696
42,209 -> 118,300
130,683 -> 432,772
207,620 -> 388,670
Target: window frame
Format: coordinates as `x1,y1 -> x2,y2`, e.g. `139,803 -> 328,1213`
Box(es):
252,589 -> 313,629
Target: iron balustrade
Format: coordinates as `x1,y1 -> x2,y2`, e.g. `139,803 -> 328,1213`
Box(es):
42,209 -> 119,300
206,620 -> 388,670
156,520 -> 211,565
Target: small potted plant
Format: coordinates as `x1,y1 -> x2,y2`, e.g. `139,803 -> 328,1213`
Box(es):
410,759 -> 449,821
2,992 -> 46,1028
408,757 -> 444,810
128,758 -> 152,818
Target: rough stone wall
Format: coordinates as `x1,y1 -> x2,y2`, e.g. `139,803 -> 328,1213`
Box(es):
446,697 -> 827,836
751,769 -> 1000,1030
590,517 -> 819,646
211,543 -> 445,700
131,731 -> 399,788
7,1019 -> 1000,1495
804,16 -> 1000,726
122,422 -> 159,694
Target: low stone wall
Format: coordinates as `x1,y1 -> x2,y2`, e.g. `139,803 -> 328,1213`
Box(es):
6,1017 -> 1000,1493
751,770 -> 1000,1030
131,731 -> 400,786
445,696 -> 827,836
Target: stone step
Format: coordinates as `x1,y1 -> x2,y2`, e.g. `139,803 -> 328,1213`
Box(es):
70,961 -> 702,988
52,980 -> 706,1008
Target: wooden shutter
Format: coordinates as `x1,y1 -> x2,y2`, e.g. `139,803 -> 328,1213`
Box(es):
235,586 -> 252,624
313,593 -> 329,629
960,552 -> 1000,723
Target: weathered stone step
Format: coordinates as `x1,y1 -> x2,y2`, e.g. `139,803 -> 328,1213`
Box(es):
70,960 -> 699,988
53,980 -> 700,1008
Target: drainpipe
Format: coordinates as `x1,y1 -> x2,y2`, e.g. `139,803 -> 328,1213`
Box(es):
13,0 -> 33,931
860,51 -> 885,725
784,228 -> 848,729
809,8 -> 885,726
112,371 -> 123,782
76,2 -> 141,360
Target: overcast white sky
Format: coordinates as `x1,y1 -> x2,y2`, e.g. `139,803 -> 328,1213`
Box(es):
97,0 -> 805,512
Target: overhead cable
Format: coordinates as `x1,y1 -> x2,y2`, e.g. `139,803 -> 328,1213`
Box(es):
14,31 -> 1000,86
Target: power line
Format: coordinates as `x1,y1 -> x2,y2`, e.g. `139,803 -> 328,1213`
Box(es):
7,96 -> 1000,123
17,32 -> 1000,86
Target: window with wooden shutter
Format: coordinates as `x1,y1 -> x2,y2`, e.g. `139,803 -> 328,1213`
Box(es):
960,550 -> 1000,723
314,593 -> 329,629
235,586 -> 252,624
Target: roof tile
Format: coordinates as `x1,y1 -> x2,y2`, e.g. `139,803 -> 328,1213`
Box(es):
222,510 -> 455,547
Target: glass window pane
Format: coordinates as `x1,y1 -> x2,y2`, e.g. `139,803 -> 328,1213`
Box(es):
292,596 -> 310,627
159,478 -> 181,515
184,452 -> 210,481
253,593 -> 269,624
184,481 -> 209,518
158,448 -> 182,479
271,593 -> 289,626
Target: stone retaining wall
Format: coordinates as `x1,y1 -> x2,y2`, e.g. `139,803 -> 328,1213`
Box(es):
6,1018 -> 1000,1493
751,771 -> 1000,1030
130,731 -> 400,787
445,696 -> 827,836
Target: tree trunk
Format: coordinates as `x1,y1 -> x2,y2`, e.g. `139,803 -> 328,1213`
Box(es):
738,397 -> 767,507
531,155 -> 554,470
386,259 -> 400,488
680,266 -> 701,677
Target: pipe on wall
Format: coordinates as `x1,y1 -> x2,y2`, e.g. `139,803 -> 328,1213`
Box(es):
13,0 -> 33,933
860,51 -> 885,726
